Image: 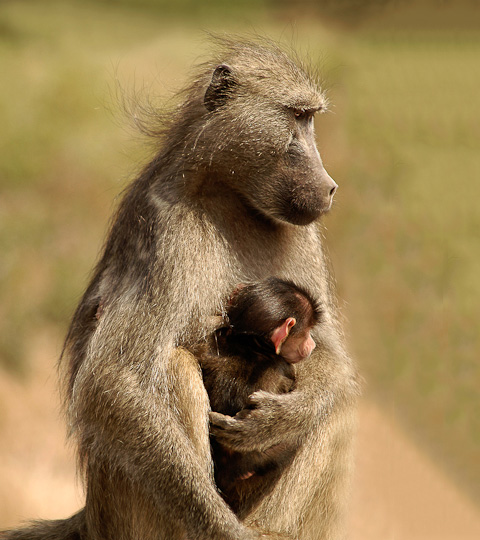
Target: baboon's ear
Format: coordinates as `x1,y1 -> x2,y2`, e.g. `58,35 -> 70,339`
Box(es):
204,64 -> 235,112
271,317 -> 296,355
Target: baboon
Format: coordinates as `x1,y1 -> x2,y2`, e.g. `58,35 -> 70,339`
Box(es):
1,39 -> 358,540
196,277 -> 323,516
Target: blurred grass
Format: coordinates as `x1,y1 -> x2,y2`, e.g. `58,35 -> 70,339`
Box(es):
0,0 -> 479,505
328,29 -> 480,500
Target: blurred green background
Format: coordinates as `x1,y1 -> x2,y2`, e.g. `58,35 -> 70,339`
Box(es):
1,0 -> 479,510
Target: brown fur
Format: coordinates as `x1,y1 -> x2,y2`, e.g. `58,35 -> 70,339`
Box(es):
197,336 -> 297,517
196,277 -> 321,518
1,38 -> 358,540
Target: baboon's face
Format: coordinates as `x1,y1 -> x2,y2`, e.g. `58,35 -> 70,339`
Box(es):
202,62 -> 338,226
253,106 -> 338,226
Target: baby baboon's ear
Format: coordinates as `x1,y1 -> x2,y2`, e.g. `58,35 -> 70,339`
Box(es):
204,64 -> 236,112
271,317 -> 296,355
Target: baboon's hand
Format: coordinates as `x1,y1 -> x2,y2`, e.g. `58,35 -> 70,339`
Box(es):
210,390 -> 312,453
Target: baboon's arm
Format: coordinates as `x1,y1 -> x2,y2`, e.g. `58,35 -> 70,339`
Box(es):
209,326 -> 355,453
73,346 -> 261,540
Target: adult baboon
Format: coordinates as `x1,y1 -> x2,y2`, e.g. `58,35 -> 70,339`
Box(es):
1,39 -> 358,540
197,277 -> 323,517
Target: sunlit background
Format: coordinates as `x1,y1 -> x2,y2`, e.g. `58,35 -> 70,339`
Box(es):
1,1 -> 479,538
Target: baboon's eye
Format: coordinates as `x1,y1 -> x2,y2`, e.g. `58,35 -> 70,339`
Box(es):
293,109 -> 315,123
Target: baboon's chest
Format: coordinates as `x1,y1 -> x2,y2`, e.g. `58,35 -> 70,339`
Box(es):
235,227 -> 321,281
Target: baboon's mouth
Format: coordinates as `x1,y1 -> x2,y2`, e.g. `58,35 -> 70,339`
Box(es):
323,198 -> 334,213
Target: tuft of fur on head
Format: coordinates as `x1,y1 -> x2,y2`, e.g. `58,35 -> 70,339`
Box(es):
121,36 -> 328,151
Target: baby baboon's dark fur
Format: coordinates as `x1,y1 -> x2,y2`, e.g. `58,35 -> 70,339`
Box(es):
197,277 -> 323,517
1,38 -> 358,540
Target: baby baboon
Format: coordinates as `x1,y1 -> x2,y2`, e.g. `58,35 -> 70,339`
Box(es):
197,277 -> 323,516
1,39 -> 358,540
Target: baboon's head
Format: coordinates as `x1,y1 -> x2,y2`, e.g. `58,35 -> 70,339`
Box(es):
186,40 -> 337,226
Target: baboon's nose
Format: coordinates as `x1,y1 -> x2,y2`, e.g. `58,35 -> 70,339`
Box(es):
321,170 -> 337,200
325,177 -> 338,209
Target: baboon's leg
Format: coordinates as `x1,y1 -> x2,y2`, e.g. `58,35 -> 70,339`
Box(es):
244,399 -> 356,540
168,347 -> 213,469
83,347 -> 213,540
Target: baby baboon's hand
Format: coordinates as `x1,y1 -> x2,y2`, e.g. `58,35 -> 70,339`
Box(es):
209,390 -> 312,453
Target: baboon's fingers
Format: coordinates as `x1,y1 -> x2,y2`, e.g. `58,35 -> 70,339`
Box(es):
210,407 -> 277,452
209,411 -> 249,450
243,390 -> 278,410
209,411 -> 236,429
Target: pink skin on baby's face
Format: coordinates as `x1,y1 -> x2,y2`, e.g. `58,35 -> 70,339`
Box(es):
279,328 -> 316,364
270,317 -> 316,364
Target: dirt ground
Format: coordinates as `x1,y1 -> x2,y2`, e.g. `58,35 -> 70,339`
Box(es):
1,335 -> 479,538
348,401 -> 480,540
